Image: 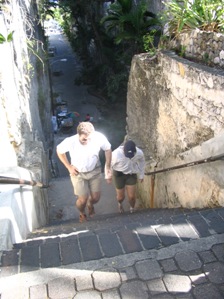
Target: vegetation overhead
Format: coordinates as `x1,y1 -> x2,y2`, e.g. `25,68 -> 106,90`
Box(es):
41,0 -> 224,103
161,0 -> 224,36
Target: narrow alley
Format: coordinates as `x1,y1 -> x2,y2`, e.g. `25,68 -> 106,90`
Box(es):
1,28 -> 224,299
48,32 -> 129,223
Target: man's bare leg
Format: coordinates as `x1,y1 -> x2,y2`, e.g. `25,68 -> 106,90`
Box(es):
126,185 -> 136,213
116,188 -> 125,213
76,195 -> 88,222
87,191 -> 100,217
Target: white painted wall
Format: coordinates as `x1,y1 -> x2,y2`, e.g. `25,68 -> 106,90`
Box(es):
0,167 -> 48,250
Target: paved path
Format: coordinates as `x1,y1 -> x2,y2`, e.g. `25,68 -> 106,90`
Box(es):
48,32 -> 129,222
1,207 -> 224,298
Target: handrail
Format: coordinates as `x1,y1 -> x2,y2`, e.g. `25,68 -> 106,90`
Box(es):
0,176 -> 49,188
145,153 -> 224,209
145,153 -> 224,176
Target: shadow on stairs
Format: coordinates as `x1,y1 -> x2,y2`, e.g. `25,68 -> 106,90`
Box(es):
1,207 -> 224,274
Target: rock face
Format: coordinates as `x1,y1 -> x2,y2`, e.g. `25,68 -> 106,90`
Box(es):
0,0 -> 52,182
127,51 -> 224,209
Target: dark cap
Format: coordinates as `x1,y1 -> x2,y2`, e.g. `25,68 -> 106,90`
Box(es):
124,140 -> 136,158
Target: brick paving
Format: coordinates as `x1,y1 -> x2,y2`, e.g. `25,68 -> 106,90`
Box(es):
0,207 -> 224,298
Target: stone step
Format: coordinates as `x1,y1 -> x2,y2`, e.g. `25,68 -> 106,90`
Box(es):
1,207 -> 224,278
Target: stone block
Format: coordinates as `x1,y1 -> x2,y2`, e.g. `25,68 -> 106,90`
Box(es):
99,233 -> 123,257
136,226 -> 161,249
198,250 -> 217,264
211,243 -> 224,261
135,259 -> 162,280
48,277 -> 76,299
21,246 -> 39,272
40,242 -> 61,268
120,280 -> 149,298
79,234 -> 103,261
75,274 -> 94,291
175,250 -> 202,272
159,258 -> 178,272
92,268 -> 121,291
119,266 -> 137,282
163,273 -> 191,293
155,224 -> 179,246
187,214 -> 211,238
117,229 -> 143,253
192,283 -> 223,299
102,289 -> 121,299
203,262 -> 224,284
60,238 -> 81,265
200,210 -> 224,234
29,284 -> 47,299
147,278 -> 167,296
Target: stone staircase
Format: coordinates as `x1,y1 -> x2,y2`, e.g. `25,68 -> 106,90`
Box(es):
1,206 -> 224,277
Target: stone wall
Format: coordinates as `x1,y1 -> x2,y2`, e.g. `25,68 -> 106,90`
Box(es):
0,0 -> 52,248
126,50 -> 224,209
0,0 -> 52,182
146,0 -> 166,14
168,29 -> 224,69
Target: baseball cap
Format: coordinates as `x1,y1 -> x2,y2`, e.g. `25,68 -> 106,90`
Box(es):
124,140 -> 136,158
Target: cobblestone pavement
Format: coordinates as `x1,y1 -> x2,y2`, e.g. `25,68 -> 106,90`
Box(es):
1,207 -> 224,298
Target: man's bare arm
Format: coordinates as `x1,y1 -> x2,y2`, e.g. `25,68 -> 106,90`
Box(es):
56,149 -> 79,176
104,149 -> 112,182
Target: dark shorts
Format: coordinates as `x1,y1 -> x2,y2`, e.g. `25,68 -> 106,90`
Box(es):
112,170 -> 137,189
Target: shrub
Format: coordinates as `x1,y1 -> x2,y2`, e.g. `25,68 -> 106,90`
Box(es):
161,0 -> 224,36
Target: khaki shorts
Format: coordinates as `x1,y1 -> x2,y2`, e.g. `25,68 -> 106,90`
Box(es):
70,167 -> 102,196
112,170 -> 137,189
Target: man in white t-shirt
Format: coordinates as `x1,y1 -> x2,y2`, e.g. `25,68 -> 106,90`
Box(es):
110,140 -> 145,213
57,122 -> 112,222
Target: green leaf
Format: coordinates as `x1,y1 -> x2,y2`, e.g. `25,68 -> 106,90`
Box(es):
0,33 -> 6,44
7,31 -> 14,42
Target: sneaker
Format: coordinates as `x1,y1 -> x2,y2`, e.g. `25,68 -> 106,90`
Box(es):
118,203 -> 124,213
130,207 -> 135,213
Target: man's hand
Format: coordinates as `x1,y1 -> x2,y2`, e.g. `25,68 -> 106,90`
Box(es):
68,165 -> 79,176
105,165 -> 112,183
106,177 -> 112,184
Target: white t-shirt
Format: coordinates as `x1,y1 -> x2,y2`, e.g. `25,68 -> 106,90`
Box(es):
57,131 -> 111,172
111,145 -> 145,179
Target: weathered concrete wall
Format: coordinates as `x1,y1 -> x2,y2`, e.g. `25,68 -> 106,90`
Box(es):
127,50 -> 224,209
0,0 -> 52,249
